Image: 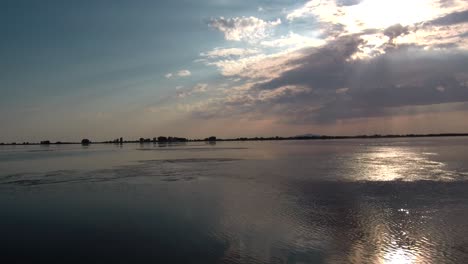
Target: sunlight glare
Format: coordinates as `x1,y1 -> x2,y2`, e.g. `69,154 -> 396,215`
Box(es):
383,248 -> 416,264
347,0 -> 439,30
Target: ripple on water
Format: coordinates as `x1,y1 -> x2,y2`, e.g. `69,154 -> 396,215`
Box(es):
0,158 -> 243,186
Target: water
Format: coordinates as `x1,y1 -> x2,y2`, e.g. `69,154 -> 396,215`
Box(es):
1,137 -> 468,263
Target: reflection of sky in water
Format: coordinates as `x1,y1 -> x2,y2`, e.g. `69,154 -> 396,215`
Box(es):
1,138 -> 468,263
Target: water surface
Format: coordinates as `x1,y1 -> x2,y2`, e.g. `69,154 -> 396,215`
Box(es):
1,138 -> 468,263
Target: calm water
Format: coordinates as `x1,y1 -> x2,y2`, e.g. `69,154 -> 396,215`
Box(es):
1,138 -> 468,263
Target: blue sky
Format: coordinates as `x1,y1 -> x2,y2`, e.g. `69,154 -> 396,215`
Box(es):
1,0 -> 468,141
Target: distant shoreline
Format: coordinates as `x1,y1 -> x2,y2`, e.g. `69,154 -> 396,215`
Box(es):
1,133 -> 468,146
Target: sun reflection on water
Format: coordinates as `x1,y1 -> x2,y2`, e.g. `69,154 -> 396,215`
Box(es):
347,204 -> 431,264
383,248 -> 416,264
354,146 -> 451,182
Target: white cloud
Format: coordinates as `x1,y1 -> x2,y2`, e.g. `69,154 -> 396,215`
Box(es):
287,0 -> 466,34
165,70 -> 192,79
200,48 -> 260,58
177,70 -> 191,77
208,16 -> 281,42
260,32 -> 326,50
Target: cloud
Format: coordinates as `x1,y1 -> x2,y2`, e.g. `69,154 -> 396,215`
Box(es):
426,9 -> 468,26
256,35 -> 366,91
392,8 -> 468,50
208,16 -> 281,42
165,70 -> 191,79
201,3 -> 466,82
177,83 -> 209,98
184,0 -> 468,130
286,1 -> 323,21
336,0 -> 361,6
177,70 -> 191,77
202,50 -> 304,79
383,24 -> 409,41
191,33 -> 468,124
258,86 -> 311,101
200,48 -> 260,58
287,0 -> 464,33
260,32 -> 326,50
262,43 -> 468,123
190,85 -> 311,120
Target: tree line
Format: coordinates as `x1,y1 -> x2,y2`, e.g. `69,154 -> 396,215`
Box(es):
1,134 -> 468,146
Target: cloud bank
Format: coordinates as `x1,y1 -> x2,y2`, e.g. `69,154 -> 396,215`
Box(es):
157,0 -> 468,135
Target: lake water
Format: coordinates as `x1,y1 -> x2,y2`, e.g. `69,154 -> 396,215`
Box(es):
1,137 -> 468,263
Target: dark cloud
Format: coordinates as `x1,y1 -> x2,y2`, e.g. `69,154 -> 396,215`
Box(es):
318,23 -> 347,38
246,37 -> 468,124
383,24 -> 409,40
258,35 -> 364,91
336,0 -> 362,6
426,9 -> 468,26
439,0 -> 456,8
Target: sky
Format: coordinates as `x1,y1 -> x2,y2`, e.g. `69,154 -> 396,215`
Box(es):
1,0 -> 468,142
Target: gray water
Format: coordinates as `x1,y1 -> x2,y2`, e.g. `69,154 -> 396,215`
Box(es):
1,137 -> 468,263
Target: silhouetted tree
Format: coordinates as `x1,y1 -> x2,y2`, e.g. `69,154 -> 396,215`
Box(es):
81,139 -> 91,145
40,140 -> 50,145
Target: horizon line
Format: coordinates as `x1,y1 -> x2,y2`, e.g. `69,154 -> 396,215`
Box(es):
1,133 -> 468,146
